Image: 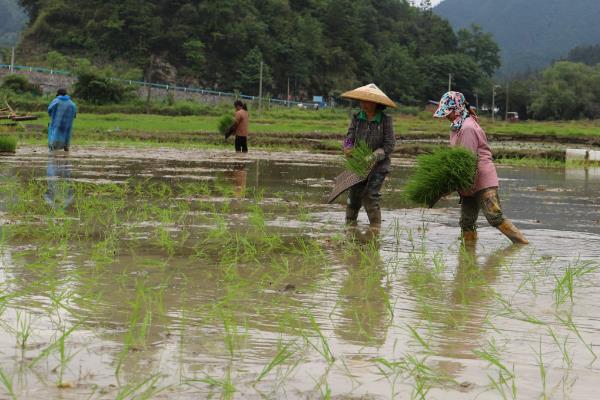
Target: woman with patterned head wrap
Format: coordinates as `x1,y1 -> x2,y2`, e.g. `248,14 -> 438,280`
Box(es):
434,91 -> 528,245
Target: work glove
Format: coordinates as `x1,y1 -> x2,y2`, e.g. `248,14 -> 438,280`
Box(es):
373,148 -> 386,162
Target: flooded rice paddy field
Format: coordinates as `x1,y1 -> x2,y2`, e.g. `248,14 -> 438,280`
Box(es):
0,147 -> 599,399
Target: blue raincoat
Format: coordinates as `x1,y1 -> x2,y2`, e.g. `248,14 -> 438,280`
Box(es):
48,95 -> 77,150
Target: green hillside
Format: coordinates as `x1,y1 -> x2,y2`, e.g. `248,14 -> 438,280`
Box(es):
434,0 -> 600,76
14,0 -> 497,102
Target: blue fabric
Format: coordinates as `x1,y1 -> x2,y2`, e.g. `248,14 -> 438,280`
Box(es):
48,96 -> 77,150
44,155 -> 74,209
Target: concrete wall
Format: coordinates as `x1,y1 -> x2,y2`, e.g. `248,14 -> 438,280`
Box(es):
0,68 -> 74,94
0,68 -> 238,105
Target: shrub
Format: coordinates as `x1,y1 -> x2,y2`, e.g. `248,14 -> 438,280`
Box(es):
172,101 -> 201,115
73,72 -> 132,104
0,135 -> 17,153
1,75 -> 42,95
404,146 -> 477,207
418,110 -> 433,120
398,106 -> 420,116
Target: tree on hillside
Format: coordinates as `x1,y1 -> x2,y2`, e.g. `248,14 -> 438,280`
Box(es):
234,47 -> 273,94
16,0 -> 496,101
418,54 -> 482,101
457,25 -> 500,77
530,62 -> 600,120
375,45 -> 423,104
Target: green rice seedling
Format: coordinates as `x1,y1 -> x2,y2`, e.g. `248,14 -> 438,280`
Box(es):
300,313 -> 335,365
343,140 -> 374,177
553,260 -> 597,307
532,338 -> 547,400
255,340 -> 295,382
373,356 -> 405,398
403,147 -> 477,207
115,374 -> 169,400
320,382 -> 332,400
474,340 -> 516,399
473,342 -> 513,379
404,353 -> 455,400
0,367 -> 16,400
15,310 -> 33,349
406,324 -> 433,354
218,114 -> 235,137
198,369 -> 236,400
28,324 -> 79,369
555,312 -> 597,362
116,280 -> 153,376
547,326 -> 573,368
0,135 -> 17,153
487,366 -> 517,400
56,325 -> 79,389
155,226 -> 177,256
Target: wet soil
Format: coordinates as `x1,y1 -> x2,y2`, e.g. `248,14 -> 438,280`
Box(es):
0,147 -> 598,399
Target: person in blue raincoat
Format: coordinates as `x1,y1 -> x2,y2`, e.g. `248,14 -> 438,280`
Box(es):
48,88 -> 77,151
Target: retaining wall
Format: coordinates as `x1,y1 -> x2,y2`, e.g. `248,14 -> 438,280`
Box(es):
0,65 -> 298,107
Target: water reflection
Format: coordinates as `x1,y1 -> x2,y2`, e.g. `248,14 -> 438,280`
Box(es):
232,163 -> 247,198
436,244 -> 523,378
44,152 -> 73,210
335,230 -> 391,346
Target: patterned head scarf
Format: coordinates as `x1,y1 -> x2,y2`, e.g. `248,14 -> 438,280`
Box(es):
433,91 -> 470,131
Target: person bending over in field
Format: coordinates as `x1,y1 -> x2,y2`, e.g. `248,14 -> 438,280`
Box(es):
48,88 -> 77,152
433,91 -> 528,245
232,100 -> 249,153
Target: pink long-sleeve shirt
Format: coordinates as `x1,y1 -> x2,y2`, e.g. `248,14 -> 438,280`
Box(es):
450,118 -> 499,196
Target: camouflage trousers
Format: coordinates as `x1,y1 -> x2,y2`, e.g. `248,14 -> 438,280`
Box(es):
346,171 -> 387,225
460,188 -> 506,232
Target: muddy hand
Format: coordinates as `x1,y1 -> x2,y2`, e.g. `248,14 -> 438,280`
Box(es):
373,148 -> 385,162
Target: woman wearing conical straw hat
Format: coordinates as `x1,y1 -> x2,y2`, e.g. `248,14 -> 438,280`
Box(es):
341,84 -> 397,229
433,91 -> 528,245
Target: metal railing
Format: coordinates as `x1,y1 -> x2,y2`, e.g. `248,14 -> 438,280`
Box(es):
0,63 -> 304,106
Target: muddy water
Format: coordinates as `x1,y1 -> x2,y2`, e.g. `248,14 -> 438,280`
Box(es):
0,148 -> 599,399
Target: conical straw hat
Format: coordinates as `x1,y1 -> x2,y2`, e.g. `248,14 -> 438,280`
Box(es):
341,83 -> 397,108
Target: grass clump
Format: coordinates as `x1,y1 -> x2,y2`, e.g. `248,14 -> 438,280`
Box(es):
218,114 -> 235,138
404,146 -> 477,207
0,135 -> 17,153
344,141 -> 374,178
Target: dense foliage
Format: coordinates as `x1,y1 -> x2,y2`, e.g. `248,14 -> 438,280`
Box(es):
16,0 -> 498,102
73,72 -> 132,105
479,60 -> 600,121
1,74 -> 41,95
435,0 -> 600,76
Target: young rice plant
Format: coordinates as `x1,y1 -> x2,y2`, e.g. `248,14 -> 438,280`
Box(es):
403,146 -> 477,207
344,141 -> 375,178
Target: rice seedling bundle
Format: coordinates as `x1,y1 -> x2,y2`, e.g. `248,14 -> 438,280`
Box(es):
344,141 -> 374,178
404,146 -> 477,207
218,114 -> 236,138
0,135 -> 17,153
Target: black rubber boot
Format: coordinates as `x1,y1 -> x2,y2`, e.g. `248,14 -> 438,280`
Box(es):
365,201 -> 382,228
346,206 -> 360,225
